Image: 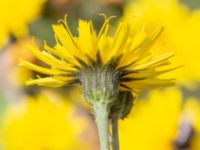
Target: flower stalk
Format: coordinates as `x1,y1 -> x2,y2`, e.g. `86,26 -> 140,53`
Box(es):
111,118 -> 119,150
94,103 -> 110,150
81,64 -> 119,150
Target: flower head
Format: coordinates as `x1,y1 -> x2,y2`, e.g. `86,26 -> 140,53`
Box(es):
20,15 -> 175,111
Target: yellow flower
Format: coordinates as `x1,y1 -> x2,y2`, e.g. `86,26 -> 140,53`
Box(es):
0,0 -> 46,47
124,0 -> 200,87
119,88 -> 182,150
119,88 -> 200,150
20,15 -> 175,97
0,92 -> 92,150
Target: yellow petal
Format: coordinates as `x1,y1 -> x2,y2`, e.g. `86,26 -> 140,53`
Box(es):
77,20 -> 97,58
108,23 -> 130,60
52,24 -> 80,56
19,59 -> 66,75
28,41 -> 73,70
130,31 -> 148,52
125,78 -> 175,90
132,52 -> 174,70
26,77 -> 66,87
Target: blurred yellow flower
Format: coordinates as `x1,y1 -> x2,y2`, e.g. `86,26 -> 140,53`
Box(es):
119,88 -> 182,150
3,38 -> 35,87
0,92 -> 91,150
0,0 -> 46,47
119,88 -> 200,150
20,15 -> 175,96
124,0 -> 200,87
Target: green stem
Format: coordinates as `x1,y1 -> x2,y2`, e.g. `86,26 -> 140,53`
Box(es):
111,119 -> 119,150
94,103 -> 110,150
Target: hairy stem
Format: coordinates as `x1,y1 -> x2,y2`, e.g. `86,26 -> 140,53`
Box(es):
112,119 -> 119,150
94,103 -> 110,150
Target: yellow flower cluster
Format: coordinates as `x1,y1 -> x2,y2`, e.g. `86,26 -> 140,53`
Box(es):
2,0 -> 197,149
0,92 -> 91,150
